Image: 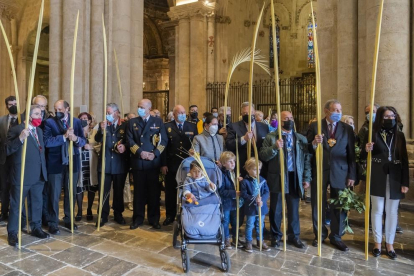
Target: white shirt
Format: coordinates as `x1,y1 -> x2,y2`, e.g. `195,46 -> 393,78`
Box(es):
7,114 -> 18,129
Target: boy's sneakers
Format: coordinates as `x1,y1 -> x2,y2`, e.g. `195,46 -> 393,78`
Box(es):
231,241 -> 244,248
225,239 -> 233,250
244,242 -> 253,253
254,240 -> 271,251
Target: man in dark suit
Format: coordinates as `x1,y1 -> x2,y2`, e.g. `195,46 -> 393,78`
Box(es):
225,102 -> 269,176
161,105 -> 198,226
307,99 -> 356,251
127,99 -> 168,230
43,100 -> 86,234
260,111 -> 312,249
95,103 -> 129,227
6,105 -> 50,246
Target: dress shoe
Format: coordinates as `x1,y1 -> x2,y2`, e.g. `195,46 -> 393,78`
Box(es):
271,239 -> 280,248
386,250 -> 397,260
396,226 -> 403,234
152,223 -> 161,229
48,225 -> 60,235
130,220 -> 143,230
64,222 -> 78,230
31,228 -> 50,239
8,234 -> 18,247
330,240 -> 349,252
372,247 -> 381,257
95,219 -> 108,228
312,239 -> 325,247
114,215 -> 126,225
289,238 -> 306,249
163,217 -> 174,226
75,214 -> 82,222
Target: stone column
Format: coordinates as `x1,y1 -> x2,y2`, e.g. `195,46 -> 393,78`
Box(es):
49,0 -> 63,106
0,10 -> 12,111
207,16 -> 215,83
358,0 -> 367,127
130,0 -> 144,113
177,18 -> 190,109
89,0 -> 104,118
366,0 -> 410,134
336,0 -> 358,120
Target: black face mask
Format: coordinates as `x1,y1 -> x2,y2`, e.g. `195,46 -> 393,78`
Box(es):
190,112 -> 198,119
8,105 -> 17,115
282,120 -> 295,131
242,114 -> 255,124
226,115 -> 231,124
383,119 -> 396,130
81,120 -> 88,128
55,112 -> 65,120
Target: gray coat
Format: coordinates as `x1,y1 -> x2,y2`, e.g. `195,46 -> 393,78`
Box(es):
259,131 -> 312,197
193,130 -> 224,162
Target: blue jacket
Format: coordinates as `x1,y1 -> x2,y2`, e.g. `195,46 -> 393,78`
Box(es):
219,169 -> 237,211
43,115 -> 86,174
240,175 -> 269,216
183,176 -> 216,200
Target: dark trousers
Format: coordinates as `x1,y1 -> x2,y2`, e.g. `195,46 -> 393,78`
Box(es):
48,167 -> 79,226
132,169 -> 160,225
311,175 -> 346,241
0,161 -> 11,216
42,181 -> 50,223
164,170 -> 178,219
269,172 -> 301,241
8,181 -> 44,234
98,172 -> 127,221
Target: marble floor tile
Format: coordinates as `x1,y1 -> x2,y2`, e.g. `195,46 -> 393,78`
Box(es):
83,256 -> 137,276
25,238 -> 73,256
9,254 -> 65,276
51,246 -> 105,267
47,266 -> 93,276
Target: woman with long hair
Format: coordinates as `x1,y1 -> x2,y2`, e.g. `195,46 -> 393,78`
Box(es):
192,115 -> 224,164
363,106 -> 409,259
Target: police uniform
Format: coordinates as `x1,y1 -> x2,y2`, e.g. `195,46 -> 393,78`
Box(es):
127,115 -> 167,227
162,120 -> 198,224
94,119 -> 129,224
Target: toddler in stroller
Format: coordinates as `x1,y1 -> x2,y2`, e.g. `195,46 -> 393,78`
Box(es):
183,161 -> 217,204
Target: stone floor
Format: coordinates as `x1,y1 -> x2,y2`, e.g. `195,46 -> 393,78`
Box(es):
0,198 -> 413,276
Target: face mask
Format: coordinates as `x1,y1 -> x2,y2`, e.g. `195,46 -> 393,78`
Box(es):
137,108 -> 146,117
8,105 -> 17,115
383,119 -> 396,130
351,125 -> 355,130
31,118 -> 42,127
212,112 -> 218,118
226,115 -> 231,124
282,120 -> 294,131
81,120 -> 88,128
41,110 -> 45,119
208,125 -> 218,136
330,112 -> 342,123
106,113 -> 114,123
242,114 -> 254,124
366,113 -> 376,122
271,119 -> 278,129
190,112 -> 198,119
202,117 -> 206,122
55,112 -> 65,120
177,114 -> 186,123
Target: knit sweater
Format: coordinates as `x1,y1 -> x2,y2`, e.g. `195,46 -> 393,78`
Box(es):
193,130 -> 224,162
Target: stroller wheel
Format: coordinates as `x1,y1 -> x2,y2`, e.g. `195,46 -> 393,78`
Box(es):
172,221 -> 179,249
220,250 -> 231,272
181,249 -> 190,273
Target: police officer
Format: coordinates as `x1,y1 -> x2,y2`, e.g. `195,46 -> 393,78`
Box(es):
161,105 -> 198,226
127,99 -> 168,230
95,103 -> 129,227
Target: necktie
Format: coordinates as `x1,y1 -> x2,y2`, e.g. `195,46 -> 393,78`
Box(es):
62,120 -> 68,129
329,123 -> 336,138
178,124 -> 183,132
9,117 -> 17,129
31,128 -> 41,148
286,133 -> 294,171
143,118 -> 147,127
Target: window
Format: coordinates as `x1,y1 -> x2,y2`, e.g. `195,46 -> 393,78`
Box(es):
307,13 -> 317,69
269,16 -> 280,69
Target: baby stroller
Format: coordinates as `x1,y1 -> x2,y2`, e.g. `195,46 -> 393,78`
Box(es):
172,156 -> 231,273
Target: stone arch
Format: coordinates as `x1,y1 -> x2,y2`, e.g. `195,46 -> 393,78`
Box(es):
263,1 -> 291,27
144,14 -> 165,58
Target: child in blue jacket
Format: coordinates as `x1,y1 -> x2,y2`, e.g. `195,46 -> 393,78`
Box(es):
219,151 -> 243,250
240,157 -> 270,252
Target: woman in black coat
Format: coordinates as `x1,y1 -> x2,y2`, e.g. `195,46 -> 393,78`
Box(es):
363,106 -> 409,260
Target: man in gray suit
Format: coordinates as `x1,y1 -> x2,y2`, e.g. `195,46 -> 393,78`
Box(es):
0,96 -> 19,221
6,105 -> 49,246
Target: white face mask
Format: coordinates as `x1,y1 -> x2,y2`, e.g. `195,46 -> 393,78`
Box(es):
208,125 -> 218,136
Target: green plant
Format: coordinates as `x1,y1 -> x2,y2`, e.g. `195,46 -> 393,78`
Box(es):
329,188 -> 365,234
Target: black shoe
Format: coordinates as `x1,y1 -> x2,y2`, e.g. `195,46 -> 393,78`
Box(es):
95,219 -> 108,228
8,234 -> 18,247
305,197 -> 311,203
48,225 -> 60,235
330,240 -> 349,252
163,217 -> 174,226
152,223 -> 161,229
312,239 -> 325,247
372,248 -> 381,257
130,220 -> 143,230
64,222 -> 78,230
386,250 -> 397,260
289,238 -> 306,249
75,214 -> 82,222
114,215 -> 126,225
271,239 -> 280,248
42,220 -> 48,227
396,226 -> 403,234
31,228 -> 50,239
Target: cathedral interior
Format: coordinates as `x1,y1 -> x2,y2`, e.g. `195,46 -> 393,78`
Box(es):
0,0 -> 413,275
